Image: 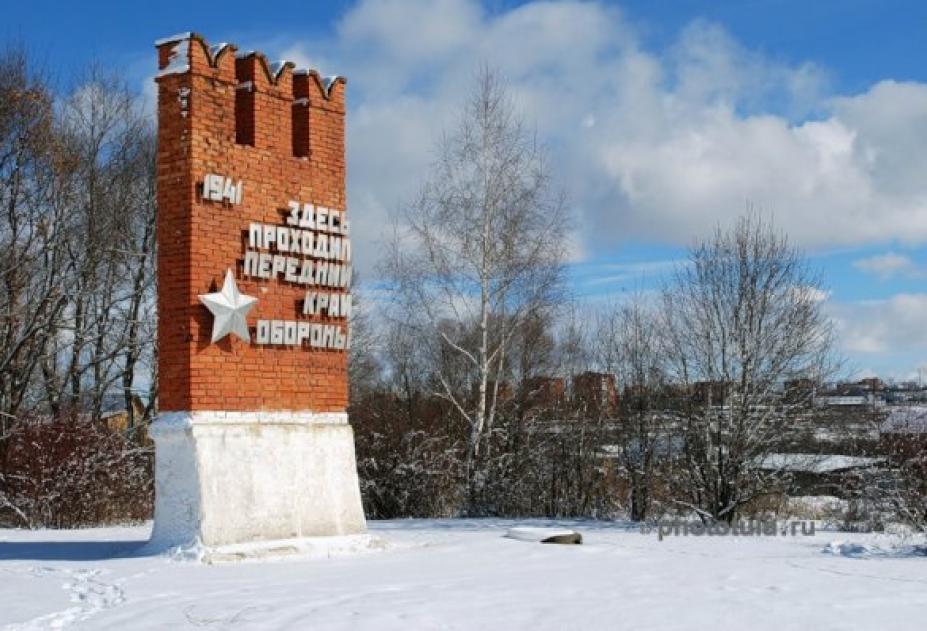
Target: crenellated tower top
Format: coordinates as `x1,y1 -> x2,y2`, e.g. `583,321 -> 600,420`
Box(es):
154,32 -> 350,413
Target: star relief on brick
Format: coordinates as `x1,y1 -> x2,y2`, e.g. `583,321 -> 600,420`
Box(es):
198,269 -> 257,343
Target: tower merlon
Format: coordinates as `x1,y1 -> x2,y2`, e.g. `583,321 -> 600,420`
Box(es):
293,69 -> 346,113
235,51 -> 295,95
155,32 -> 237,81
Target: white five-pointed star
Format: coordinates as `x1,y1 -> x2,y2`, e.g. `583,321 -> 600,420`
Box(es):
198,269 -> 257,343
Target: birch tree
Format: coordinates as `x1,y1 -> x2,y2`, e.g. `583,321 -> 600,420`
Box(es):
386,68 -> 567,476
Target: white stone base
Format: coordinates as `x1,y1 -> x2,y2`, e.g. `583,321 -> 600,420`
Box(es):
148,411 -> 367,549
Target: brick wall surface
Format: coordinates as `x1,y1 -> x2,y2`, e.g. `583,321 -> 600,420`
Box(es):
155,34 -> 348,412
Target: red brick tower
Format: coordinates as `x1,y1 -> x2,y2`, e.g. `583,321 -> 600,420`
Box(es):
149,33 -> 366,549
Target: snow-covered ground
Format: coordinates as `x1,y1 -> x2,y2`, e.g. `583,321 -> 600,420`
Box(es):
2,519 -> 925,630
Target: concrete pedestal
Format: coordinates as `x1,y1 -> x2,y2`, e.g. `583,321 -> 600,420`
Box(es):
148,411 -> 367,549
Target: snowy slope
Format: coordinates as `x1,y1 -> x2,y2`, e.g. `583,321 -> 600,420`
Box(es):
1,519 -> 925,630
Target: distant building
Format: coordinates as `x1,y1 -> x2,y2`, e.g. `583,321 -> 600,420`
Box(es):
98,394 -> 149,440
472,381 -> 515,406
691,380 -> 729,406
572,372 -> 617,412
522,376 -> 566,409
784,378 -> 817,402
885,388 -> 927,404
857,377 -> 884,392
815,383 -> 885,407
815,395 -> 876,407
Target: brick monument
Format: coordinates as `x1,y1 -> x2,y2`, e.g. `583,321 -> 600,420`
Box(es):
149,32 -> 366,548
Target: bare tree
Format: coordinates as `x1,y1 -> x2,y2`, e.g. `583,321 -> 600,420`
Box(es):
347,277 -> 383,404
44,67 -> 157,422
0,48 -> 68,425
599,298 -> 667,521
880,407 -> 927,532
661,214 -> 837,522
385,68 -> 567,478
0,50 -> 157,527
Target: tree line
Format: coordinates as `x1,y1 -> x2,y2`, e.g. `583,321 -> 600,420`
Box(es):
0,49 -> 156,526
354,68 -> 923,530
0,50 -> 922,532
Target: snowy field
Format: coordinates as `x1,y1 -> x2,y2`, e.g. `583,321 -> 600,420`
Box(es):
2,519 -> 926,630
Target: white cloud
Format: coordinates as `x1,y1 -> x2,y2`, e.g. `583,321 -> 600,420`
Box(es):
579,259 -> 682,287
853,252 -> 920,279
195,1 -> 927,275
284,0 -> 927,270
831,293 -> 927,354
338,0 -> 481,66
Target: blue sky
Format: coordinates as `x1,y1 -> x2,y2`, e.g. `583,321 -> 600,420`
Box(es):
5,0 -> 927,380
5,2 -> 925,73
7,1 -> 926,92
